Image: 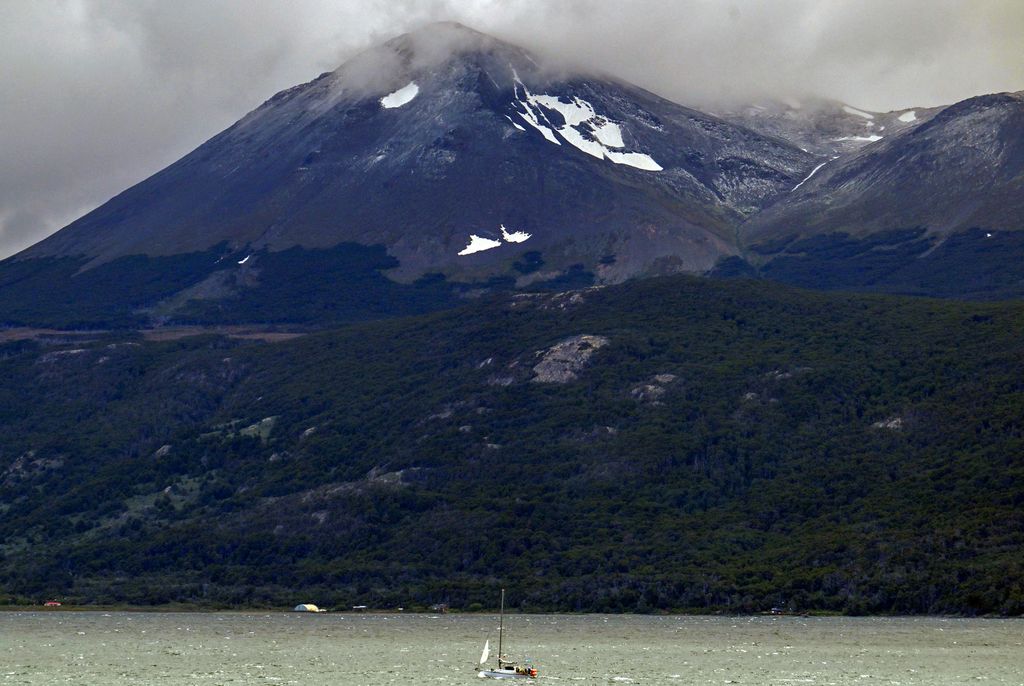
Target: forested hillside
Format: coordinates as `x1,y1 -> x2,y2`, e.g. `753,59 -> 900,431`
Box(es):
1,276 -> 1022,614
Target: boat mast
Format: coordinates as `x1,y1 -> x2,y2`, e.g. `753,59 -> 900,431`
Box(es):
498,588 -> 505,665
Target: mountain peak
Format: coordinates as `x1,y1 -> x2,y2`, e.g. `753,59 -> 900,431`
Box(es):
2,20 -> 1022,328
318,21 -> 538,105
4,22 -> 817,324
744,84 -> 1024,254
400,20 -> 487,39
928,89 -> 1023,121
384,20 -> 498,55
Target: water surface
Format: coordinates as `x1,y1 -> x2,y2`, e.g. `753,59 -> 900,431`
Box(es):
2,612 -> 1021,685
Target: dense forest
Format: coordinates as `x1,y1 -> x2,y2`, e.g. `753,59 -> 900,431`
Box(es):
1,275 -> 1022,614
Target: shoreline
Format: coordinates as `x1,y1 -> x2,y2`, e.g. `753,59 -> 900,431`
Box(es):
3,605 -> 1017,619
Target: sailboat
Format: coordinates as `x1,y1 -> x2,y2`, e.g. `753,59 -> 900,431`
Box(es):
478,589 -> 538,679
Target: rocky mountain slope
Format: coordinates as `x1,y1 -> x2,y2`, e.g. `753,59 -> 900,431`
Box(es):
717,97 -> 943,158
1,24 -> 1022,329
15,22 -> 811,285
738,91 -> 1024,297
746,91 -> 1024,242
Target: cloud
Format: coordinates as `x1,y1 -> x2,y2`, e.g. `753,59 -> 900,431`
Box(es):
1,0 -> 1022,258
0,210 -> 59,259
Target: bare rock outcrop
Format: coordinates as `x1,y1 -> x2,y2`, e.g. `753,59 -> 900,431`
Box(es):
872,416 -> 904,431
532,335 -> 609,383
630,373 -> 678,403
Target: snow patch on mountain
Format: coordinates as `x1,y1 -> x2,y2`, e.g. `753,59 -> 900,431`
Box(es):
835,134 -> 883,143
898,110 -> 918,123
516,103 -> 560,144
505,115 -> 526,132
605,150 -> 663,171
381,82 -> 419,109
500,224 -> 531,243
843,105 -> 875,120
458,225 -> 532,256
593,120 -> 625,148
791,162 -> 827,191
532,94 -> 607,159
511,72 -> 662,172
458,235 -> 502,255
511,76 -> 561,145
532,94 -> 595,127
531,94 -> 614,159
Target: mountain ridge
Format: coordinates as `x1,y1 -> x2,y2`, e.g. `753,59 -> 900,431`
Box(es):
715,95 -> 945,158
18,21 -> 811,280
2,23 -> 1023,329
745,88 -> 1024,243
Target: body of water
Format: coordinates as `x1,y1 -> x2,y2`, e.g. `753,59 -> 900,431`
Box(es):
1,612 -> 1021,685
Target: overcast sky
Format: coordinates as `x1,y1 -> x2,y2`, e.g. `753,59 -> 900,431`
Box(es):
2,0 -> 1022,259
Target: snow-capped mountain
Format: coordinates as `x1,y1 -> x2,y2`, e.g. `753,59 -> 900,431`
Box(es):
736,90 -> 1024,298
746,91 -> 1024,242
17,22 -> 812,287
2,23 -> 1023,327
717,97 -> 944,158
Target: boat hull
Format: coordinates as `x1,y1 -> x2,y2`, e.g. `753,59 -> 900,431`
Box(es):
478,669 -> 535,679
